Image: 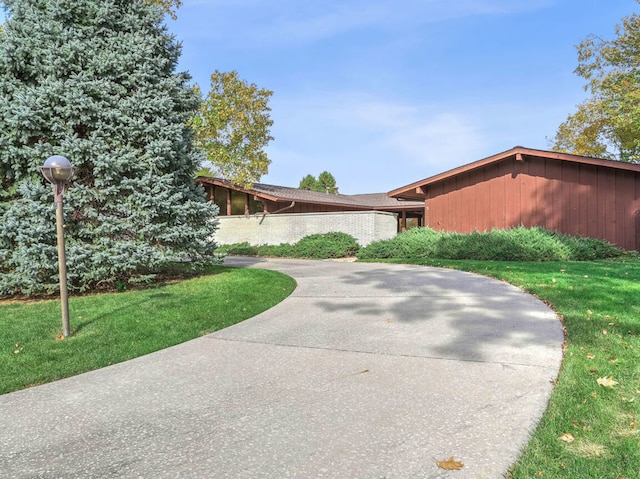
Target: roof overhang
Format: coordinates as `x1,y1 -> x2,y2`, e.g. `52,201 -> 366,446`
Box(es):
197,176 -> 422,211
196,176 -> 283,202
388,146 -> 640,200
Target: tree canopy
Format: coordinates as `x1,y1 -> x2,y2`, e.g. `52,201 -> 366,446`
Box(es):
298,171 -> 338,193
147,0 -> 182,19
0,0 -> 218,295
551,2 -> 640,162
189,70 -> 274,189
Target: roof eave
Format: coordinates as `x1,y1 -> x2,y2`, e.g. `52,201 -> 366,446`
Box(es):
388,146 -> 640,199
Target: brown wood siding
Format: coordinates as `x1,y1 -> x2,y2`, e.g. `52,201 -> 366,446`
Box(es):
424,156 -> 640,251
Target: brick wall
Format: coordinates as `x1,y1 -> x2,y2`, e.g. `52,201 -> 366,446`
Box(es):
215,211 -> 398,246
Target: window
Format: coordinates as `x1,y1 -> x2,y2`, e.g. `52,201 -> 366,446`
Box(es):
231,190 -> 246,215
213,186 -> 227,215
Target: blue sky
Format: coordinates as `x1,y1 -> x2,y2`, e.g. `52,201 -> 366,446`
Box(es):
2,1 -> 636,193
169,0 -> 636,193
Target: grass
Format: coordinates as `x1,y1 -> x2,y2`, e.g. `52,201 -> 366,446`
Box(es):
368,257 -> 640,478
0,265 -> 296,396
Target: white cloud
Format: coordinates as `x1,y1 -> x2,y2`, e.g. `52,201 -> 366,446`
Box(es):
262,91 -> 489,192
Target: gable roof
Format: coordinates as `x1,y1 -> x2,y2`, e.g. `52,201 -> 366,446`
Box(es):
389,146 -> 640,200
197,177 -> 423,211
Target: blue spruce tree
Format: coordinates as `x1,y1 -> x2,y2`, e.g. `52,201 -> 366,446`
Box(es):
0,0 -> 219,295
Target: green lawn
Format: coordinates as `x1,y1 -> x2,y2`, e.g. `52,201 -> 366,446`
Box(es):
0,265 -> 296,395
374,257 -> 640,478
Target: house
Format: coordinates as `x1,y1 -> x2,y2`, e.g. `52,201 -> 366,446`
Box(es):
389,146 -> 640,251
197,177 -> 424,246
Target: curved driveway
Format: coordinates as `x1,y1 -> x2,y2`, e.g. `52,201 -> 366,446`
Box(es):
0,257 -> 564,479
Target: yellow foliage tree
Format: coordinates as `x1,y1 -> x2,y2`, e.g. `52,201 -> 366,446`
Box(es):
189,71 -> 274,189
146,0 -> 182,19
551,2 -> 640,162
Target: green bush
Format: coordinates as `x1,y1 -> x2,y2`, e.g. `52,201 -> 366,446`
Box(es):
357,226 -> 626,261
216,242 -> 258,256
293,232 -> 360,258
218,232 -> 361,259
354,227 -> 438,259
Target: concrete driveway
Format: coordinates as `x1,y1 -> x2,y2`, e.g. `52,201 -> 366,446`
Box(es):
0,257 -> 564,479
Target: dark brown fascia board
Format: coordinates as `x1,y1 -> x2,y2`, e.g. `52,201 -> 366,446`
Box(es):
196,176 -> 282,202
197,176 -> 415,210
388,146 -> 640,199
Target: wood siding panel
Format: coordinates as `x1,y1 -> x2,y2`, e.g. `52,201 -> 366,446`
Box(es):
525,158 -> 546,228
421,155 -> 640,251
470,169 -> 485,232
580,165 -> 598,238
562,162 -> 580,235
427,183 -> 445,230
519,158 -> 537,228
485,163 -> 500,229
457,172 -> 472,232
544,159 -> 563,231
505,158 -> 522,227
616,171 -> 635,249
600,169 -> 616,243
635,176 -> 640,250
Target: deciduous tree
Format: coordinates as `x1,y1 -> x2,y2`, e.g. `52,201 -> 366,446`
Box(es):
190,70 -> 274,189
0,0 -> 219,295
551,2 -> 640,162
147,0 -> 182,19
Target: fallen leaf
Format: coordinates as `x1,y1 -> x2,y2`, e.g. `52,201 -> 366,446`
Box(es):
602,329 -> 608,335
597,376 -> 619,388
630,421 -> 637,428
590,392 -> 598,398
586,353 -> 596,360
436,457 -> 464,470
558,433 -> 575,443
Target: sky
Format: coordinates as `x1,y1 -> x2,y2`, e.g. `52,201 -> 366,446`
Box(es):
168,0 -> 637,193
2,1 -> 637,194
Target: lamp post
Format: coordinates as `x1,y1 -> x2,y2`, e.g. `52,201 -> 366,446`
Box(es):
41,155 -> 75,338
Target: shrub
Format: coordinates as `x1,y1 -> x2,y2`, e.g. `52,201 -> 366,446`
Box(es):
356,228 -> 438,259
293,232 -> 360,259
357,226 -> 626,261
216,242 -> 258,256
218,232 -> 361,259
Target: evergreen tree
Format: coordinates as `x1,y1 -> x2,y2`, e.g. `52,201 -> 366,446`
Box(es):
0,0 -> 219,295
317,171 -> 337,193
298,174 -> 317,191
298,171 -> 338,193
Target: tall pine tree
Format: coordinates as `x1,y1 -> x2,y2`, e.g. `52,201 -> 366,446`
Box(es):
0,0 -> 219,295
